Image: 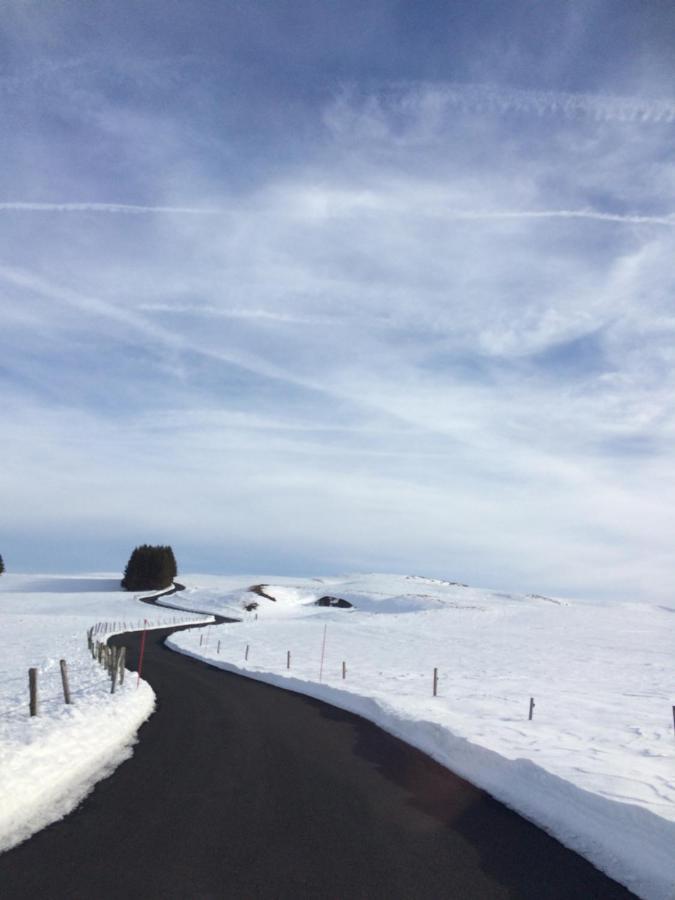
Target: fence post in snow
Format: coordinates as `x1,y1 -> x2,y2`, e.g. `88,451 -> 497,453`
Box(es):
59,659 -> 72,704
217,640 -> 221,655
111,648 -> 119,694
433,667 -> 438,697
287,651 -> 291,670
29,668 -> 39,716
119,647 -> 126,685
342,661 -> 346,680
200,633 -> 203,646
529,697 -> 535,720
245,644 -> 250,661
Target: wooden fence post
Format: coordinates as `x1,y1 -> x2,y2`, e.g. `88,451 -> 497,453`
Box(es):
529,697 -> 535,720
433,667 -> 439,697
111,648 -> 119,694
60,659 -> 72,704
29,668 -> 39,716
342,660 -> 346,680
287,650 -> 291,670
118,647 -> 126,685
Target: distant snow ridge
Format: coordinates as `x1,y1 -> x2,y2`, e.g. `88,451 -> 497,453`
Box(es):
168,572 -> 675,900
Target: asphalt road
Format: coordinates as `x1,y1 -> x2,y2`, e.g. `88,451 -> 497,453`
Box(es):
0,621 -> 635,899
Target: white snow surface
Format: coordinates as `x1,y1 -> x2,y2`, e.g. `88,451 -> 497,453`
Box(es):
166,573 -> 675,900
0,574 -> 211,853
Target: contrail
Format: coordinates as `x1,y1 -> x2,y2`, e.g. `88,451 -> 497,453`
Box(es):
431,82 -> 675,124
1,200 -> 673,227
332,81 -> 675,128
0,202 -> 223,215
444,209 -> 675,227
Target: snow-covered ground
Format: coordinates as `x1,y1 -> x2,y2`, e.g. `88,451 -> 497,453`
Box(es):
166,573 -> 675,900
0,574 -> 211,853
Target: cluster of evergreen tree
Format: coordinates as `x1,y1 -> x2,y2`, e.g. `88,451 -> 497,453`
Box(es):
0,553 -> 4,575
121,545 -> 177,591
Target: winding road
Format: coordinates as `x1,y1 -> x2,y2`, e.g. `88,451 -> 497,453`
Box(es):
0,602 -> 635,898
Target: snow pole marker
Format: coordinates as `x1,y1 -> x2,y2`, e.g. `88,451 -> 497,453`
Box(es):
319,624 -> 328,683
287,650 -> 291,670
245,644 -> 249,661
136,619 -> 148,689
433,667 -> 438,697
529,697 -> 535,720
342,660 -> 346,680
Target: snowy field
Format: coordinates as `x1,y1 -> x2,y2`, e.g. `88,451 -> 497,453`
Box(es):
0,574 -> 211,853
166,573 -> 675,900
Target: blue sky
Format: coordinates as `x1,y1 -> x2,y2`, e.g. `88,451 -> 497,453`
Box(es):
2,2 -> 675,600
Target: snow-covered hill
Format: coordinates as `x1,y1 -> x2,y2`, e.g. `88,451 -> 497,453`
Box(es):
166,573 -> 675,900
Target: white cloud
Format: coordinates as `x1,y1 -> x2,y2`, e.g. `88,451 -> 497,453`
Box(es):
2,70 -> 675,600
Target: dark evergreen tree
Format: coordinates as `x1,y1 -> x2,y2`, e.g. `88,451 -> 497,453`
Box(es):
0,554 -> 4,575
121,545 -> 177,591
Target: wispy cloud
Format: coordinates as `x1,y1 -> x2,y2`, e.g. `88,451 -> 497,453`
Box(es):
2,13 -> 675,599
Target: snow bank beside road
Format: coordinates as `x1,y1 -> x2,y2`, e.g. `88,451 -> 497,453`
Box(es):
168,573 -> 675,900
0,669 -> 154,853
0,574 -> 209,853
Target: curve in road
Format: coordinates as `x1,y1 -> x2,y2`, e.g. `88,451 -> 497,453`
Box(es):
0,616 -> 635,899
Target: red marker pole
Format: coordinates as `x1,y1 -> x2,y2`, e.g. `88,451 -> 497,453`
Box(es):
136,619 -> 149,689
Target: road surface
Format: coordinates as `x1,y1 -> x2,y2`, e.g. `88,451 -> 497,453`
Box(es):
0,621 -> 634,899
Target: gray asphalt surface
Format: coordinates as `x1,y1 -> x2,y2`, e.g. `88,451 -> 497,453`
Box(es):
0,613 -> 635,899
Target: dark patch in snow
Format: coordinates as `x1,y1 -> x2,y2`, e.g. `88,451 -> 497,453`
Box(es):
316,596 -> 353,609
249,584 -> 276,602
